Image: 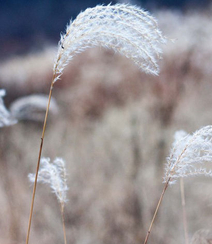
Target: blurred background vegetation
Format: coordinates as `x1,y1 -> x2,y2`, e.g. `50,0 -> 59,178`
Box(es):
1,1 -> 212,244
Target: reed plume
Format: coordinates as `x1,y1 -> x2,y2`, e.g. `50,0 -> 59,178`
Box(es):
164,126 -> 212,184
26,4 -> 165,244
144,125 -> 212,244
28,157 -> 68,204
29,157 -> 68,244
0,89 -> 17,127
53,4 -> 166,83
0,91 -> 58,126
10,94 -> 58,122
191,229 -> 212,244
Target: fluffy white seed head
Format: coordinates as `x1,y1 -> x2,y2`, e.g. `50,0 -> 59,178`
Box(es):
53,4 -> 166,83
28,157 -> 68,204
0,89 -> 17,127
164,126 -> 212,184
10,94 -> 59,122
191,229 -> 212,244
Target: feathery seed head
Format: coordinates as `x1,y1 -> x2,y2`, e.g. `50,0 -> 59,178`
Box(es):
10,94 -> 59,122
53,4 -> 166,82
164,126 -> 212,184
0,89 -> 17,127
191,229 -> 212,244
28,157 -> 68,204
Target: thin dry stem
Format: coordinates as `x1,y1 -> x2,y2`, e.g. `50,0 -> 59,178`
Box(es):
25,77 -> 55,244
143,177 -> 170,244
60,203 -> 67,244
180,178 -> 189,244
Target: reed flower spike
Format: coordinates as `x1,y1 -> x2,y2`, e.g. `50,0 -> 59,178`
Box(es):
0,89 -> 17,127
164,126 -> 212,184
144,126 -> 212,244
10,94 -> 59,122
29,157 -> 68,244
53,4 -> 166,83
28,157 -> 68,204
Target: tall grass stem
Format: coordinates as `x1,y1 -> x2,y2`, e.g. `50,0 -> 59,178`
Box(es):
180,178 -> 189,244
60,203 -> 67,244
143,177 -> 170,244
25,77 -> 55,244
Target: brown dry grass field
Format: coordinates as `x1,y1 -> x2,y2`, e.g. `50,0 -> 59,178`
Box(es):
0,9 -> 212,244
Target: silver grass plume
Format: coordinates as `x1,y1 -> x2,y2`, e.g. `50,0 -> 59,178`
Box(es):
10,94 -> 59,122
0,89 -> 17,127
164,126 -> 212,184
191,229 -> 212,244
28,157 -> 68,204
53,4 -> 166,83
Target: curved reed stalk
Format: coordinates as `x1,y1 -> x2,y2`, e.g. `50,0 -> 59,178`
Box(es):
26,4 -> 165,244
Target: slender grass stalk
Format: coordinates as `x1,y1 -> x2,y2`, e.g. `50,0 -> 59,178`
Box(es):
143,177 -> 170,244
180,178 -> 189,244
60,203 -> 67,244
25,78 -> 54,244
